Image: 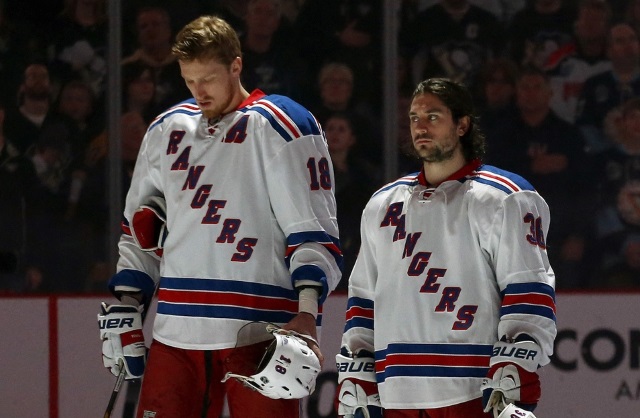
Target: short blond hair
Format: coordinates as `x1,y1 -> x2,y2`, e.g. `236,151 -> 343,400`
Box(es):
318,62 -> 353,86
172,15 -> 241,65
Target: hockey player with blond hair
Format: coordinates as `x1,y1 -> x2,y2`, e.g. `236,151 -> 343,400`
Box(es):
97,14 -> 342,418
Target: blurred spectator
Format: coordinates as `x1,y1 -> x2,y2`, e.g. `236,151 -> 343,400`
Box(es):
546,0 -> 612,124
475,56 -> 519,140
295,0 -> 382,105
77,110 -> 148,227
324,112 -> 378,289
309,61 -> 382,165
55,79 -> 102,170
65,63 -> 155,224
3,63 -> 61,154
595,233 -> 640,289
122,0 -> 201,45
486,66 -> 592,289
0,96 -> 25,292
589,97 -> 640,279
46,0 -> 108,99
122,6 -> 190,110
576,22 -> 640,154
73,110 -> 148,292
506,0 -> 576,69
0,97 -> 20,171
15,129 -> 82,293
121,61 -> 161,123
401,0 -> 505,92
239,0 -> 303,99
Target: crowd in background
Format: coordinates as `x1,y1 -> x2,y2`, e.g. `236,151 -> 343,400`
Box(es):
1,0 -> 640,294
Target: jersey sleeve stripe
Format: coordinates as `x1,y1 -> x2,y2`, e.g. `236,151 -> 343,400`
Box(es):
346,296 -> 374,310
502,293 -> 556,314
500,304 -> 556,321
346,306 -> 374,321
502,282 -> 556,299
500,282 -> 557,321
284,231 -> 343,268
343,296 -> 375,332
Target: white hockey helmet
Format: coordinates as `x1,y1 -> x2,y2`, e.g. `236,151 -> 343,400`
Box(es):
222,325 -> 321,399
497,403 -> 537,418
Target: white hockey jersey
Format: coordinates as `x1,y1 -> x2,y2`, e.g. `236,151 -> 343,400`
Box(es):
111,90 -> 342,350
341,160 -> 556,409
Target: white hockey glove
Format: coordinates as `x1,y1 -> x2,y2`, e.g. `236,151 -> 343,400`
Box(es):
130,195 -> 167,255
98,302 -> 146,380
336,347 -> 381,418
481,340 -> 541,417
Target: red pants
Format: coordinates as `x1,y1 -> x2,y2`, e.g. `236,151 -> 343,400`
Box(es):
136,340 -> 300,418
383,398 -> 492,418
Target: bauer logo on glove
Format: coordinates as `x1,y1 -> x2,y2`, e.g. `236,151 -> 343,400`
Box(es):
98,302 -> 147,380
336,346 -> 382,418
481,339 -> 542,417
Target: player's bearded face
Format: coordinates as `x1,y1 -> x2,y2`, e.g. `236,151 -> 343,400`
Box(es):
409,93 -> 462,163
179,58 -> 237,119
200,81 -> 234,120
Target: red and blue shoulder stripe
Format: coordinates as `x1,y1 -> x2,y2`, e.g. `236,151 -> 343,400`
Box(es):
242,94 -> 322,142
148,99 -> 201,131
472,165 -> 536,194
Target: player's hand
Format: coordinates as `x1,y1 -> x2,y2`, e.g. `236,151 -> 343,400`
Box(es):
98,302 -> 146,379
283,312 -> 323,365
481,340 -> 542,414
336,347 -> 381,418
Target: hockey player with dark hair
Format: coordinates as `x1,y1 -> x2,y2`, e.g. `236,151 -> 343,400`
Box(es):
336,78 -> 556,418
97,14 -> 342,418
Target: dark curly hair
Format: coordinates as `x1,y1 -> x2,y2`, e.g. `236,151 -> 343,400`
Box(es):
411,78 -> 486,162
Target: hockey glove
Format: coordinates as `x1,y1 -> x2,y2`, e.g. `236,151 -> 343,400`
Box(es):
481,340 -> 542,416
130,195 -> 167,255
98,302 -> 146,380
336,347 -> 382,418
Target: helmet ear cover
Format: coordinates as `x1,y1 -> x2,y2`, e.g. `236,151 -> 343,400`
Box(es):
222,326 -> 321,399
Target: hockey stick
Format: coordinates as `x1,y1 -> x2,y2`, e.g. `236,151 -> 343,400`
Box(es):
103,358 -> 126,418
101,287 -> 159,417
